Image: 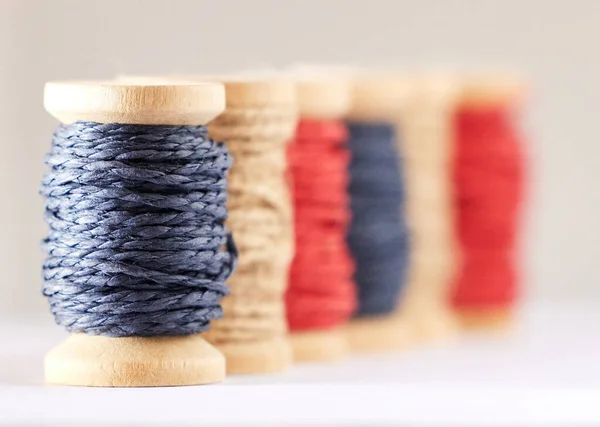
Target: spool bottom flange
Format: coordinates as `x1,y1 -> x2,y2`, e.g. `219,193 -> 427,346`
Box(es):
45,334 -> 225,387
407,308 -> 460,343
346,314 -> 412,353
455,306 -> 514,331
215,337 -> 293,375
289,328 -> 348,362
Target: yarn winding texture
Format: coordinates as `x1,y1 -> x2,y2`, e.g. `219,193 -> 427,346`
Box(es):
41,122 -> 236,337
346,122 -> 410,317
204,107 -> 296,343
452,106 -> 525,309
286,119 -> 356,331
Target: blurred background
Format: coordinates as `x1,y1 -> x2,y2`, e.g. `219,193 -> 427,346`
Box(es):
0,0 -> 599,315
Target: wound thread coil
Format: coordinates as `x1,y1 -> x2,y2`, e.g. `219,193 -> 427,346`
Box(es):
286,119 -> 356,330
451,81 -> 525,328
42,122 -> 236,337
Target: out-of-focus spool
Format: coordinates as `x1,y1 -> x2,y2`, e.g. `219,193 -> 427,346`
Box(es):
205,78 -> 297,373
398,75 -> 461,342
286,77 -> 355,362
345,74 -> 413,352
43,81 -> 228,387
451,74 -> 526,330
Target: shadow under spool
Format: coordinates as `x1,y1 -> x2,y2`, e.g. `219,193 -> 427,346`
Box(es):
344,74 -> 413,352
286,78 -> 355,362
41,81 -> 229,387
451,75 -> 526,330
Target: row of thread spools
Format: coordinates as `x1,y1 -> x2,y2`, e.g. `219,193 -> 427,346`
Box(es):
41,68 -> 525,387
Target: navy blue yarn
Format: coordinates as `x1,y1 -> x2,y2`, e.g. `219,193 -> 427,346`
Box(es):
346,122 -> 410,317
40,121 -> 236,337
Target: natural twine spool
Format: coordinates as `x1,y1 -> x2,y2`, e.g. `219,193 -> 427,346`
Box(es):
398,75 -> 461,342
204,79 -> 297,373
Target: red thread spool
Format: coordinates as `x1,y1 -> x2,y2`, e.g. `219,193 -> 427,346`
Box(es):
451,77 -> 526,329
286,78 -> 355,362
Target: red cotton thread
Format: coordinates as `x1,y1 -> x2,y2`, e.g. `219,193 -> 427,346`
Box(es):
452,105 -> 525,310
286,119 -> 356,331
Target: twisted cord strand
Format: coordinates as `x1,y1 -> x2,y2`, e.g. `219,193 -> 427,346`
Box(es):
41,121 -> 236,337
204,108 -> 296,343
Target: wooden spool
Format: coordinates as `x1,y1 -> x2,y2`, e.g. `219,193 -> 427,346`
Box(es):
345,73 -> 414,353
453,73 -> 526,331
43,81 -> 227,387
204,77 -> 297,374
397,75 -> 461,342
287,76 -> 352,362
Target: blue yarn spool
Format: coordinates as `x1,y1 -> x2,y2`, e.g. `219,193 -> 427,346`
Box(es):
41,121 -> 236,337
345,122 -> 410,317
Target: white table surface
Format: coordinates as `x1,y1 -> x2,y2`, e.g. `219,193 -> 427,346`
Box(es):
1,301 -> 599,427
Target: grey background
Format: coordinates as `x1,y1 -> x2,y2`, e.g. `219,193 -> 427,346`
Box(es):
1,0 -> 598,314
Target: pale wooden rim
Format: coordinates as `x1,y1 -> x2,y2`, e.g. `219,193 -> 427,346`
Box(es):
459,73 -> 526,108
44,81 -> 226,125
